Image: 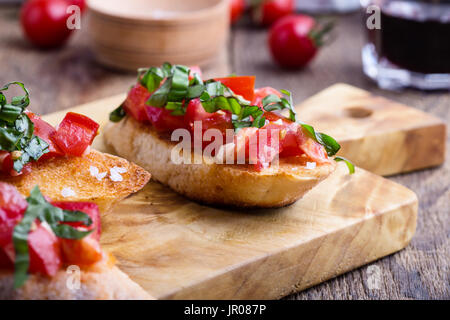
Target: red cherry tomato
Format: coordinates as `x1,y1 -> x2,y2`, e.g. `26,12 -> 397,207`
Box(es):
28,223 -> 62,277
27,112 -> 64,160
145,106 -> 186,133
230,0 -> 245,25
52,201 -> 101,240
215,76 -> 256,101
20,0 -> 75,49
268,15 -> 322,69
251,0 -> 294,26
124,83 -> 151,122
52,112 -> 99,156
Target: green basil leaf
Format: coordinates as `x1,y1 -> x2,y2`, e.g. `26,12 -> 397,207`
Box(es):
109,105 -> 126,123
12,186 -> 96,288
0,82 -> 30,110
63,210 -> 93,227
12,208 -> 39,288
50,224 -> 93,240
147,78 -> 172,107
0,104 -> 22,123
187,84 -> 205,99
0,127 -> 23,151
335,156 -> 355,174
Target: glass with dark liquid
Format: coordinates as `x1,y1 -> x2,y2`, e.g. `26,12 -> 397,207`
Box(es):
361,0 -> 450,90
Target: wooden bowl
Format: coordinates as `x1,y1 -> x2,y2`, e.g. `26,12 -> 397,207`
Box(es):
87,0 -> 229,71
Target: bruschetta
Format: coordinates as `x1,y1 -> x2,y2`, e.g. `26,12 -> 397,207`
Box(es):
0,183 -> 152,300
104,64 -> 353,208
0,82 -> 150,211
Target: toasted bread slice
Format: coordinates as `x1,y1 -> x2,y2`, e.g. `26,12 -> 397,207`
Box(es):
1,150 -> 151,212
104,116 -> 336,208
0,262 -> 153,300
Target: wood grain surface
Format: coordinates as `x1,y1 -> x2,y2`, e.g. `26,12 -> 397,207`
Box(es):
297,84 -> 446,176
42,99 -> 417,299
0,6 -> 448,299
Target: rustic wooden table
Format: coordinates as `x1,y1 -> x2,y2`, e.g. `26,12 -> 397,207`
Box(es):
0,6 -> 448,299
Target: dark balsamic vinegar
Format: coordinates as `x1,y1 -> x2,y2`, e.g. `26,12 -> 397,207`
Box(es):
380,11 -> 450,73
373,1 -> 450,74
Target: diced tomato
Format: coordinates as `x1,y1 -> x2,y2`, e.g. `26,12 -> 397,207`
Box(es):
234,127 -> 259,164
0,151 -> 13,175
185,99 -> 233,134
298,133 -> 329,163
27,112 -> 64,160
215,76 -> 256,101
185,99 -> 233,150
52,201 -> 101,241
28,223 -> 62,277
252,87 -> 282,108
189,66 -> 202,81
0,246 -> 13,269
52,112 -> 99,157
60,235 -> 102,266
145,105 -> 186,132
124,83 -> 151,122
0,183 -> 28,246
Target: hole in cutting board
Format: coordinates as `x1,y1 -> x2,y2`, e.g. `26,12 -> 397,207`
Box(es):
344,107 -> 373,118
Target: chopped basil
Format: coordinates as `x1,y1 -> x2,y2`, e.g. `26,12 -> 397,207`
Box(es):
13,186 -> 93,288
262,89 -> 296,122
0,82 -> 49,173
334,156 -> 355,174
300,123 -> 341,157
109,104 -> 126,122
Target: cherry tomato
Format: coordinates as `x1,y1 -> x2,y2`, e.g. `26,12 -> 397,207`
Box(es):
52,112 -> 99,157
215,76 -> 256,101
124,83 -> 151,122
60,235 -> 102,266
230,0 -> 245,25
269,15 -> 331,69
251,0 -> 294,26
52,201 -> 101,240
27,112 -> 64,160
252,87 -> 282,108
28,223 -> 62,277
20,0 -> 75,49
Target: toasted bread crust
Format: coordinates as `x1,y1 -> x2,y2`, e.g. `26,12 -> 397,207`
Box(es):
0,264 -> 153,300
104,117 -> 336,208
1,150 -> 151,212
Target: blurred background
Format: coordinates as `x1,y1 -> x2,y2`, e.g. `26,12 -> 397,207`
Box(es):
0,0 -> 448,299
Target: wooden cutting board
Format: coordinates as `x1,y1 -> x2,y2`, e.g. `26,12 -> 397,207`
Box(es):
297,84 -> 446,176
42,84 -> 420,299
